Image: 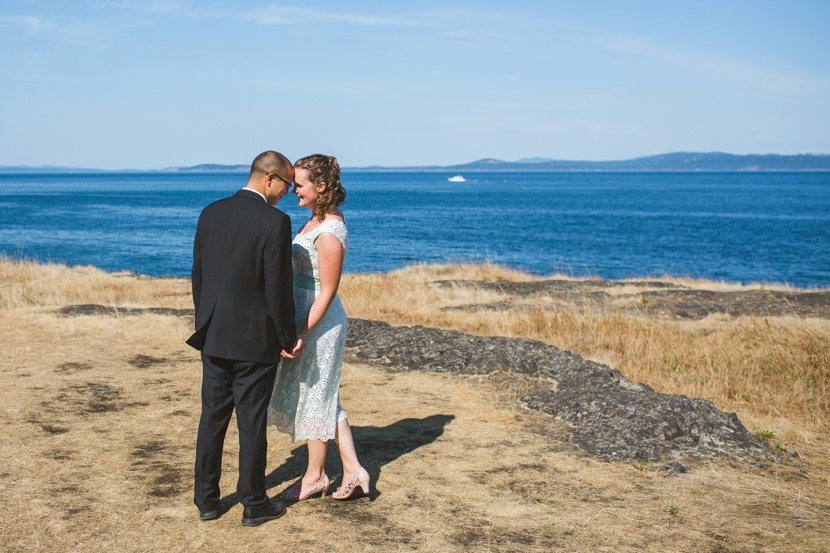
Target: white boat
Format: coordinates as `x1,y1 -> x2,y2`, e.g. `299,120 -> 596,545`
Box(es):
448,175 -> 466,182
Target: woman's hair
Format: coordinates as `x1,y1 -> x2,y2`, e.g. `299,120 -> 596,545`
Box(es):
295,154 -> 346,220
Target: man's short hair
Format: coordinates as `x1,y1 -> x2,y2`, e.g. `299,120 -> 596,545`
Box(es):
250,151 -> 289,177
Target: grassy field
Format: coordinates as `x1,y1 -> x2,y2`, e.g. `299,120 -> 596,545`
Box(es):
1,258 -> 828,552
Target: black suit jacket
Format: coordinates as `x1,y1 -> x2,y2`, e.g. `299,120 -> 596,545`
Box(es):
187,188 -> 296,363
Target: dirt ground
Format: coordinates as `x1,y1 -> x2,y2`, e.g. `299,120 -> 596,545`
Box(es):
1,280 -> 829,552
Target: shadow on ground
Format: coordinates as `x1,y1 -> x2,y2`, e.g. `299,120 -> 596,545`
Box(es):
215,414 -> 454,513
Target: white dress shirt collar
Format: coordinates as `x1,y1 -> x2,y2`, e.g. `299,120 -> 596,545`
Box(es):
242,186 -> 267,202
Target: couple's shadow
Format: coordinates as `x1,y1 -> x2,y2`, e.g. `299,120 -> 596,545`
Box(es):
219,414 -> 453,512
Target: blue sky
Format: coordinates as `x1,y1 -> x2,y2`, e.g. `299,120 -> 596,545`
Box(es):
1,1 -> 828,169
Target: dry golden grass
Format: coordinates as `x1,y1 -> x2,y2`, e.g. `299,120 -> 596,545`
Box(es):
2,258 -> 829,552
341,263 -> 830,446
0,257 -> 192,310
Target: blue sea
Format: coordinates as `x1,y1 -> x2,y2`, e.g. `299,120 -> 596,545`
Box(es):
1,171 -> 829,288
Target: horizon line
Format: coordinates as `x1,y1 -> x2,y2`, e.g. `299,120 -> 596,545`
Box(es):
2,150 -> 830,173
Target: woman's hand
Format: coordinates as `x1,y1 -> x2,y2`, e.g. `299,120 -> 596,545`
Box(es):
281,337 -> 304,359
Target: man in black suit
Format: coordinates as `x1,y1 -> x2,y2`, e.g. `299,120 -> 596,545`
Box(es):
187,150 -> 297,526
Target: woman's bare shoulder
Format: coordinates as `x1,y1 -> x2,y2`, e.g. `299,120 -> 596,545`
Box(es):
324,208 -> 345,223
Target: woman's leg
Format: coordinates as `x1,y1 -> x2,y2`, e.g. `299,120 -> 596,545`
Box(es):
334,418 -> 362,476
302,439 -> 329,486
333,417 -> 370,499
277,439 -> 330,501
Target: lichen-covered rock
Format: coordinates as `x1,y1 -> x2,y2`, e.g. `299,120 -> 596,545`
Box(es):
435,279 -> 830,320
346,318 -> 777,465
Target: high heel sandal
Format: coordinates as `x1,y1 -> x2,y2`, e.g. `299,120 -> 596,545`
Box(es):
277,474 -> 330,501
332,468 -> 370,500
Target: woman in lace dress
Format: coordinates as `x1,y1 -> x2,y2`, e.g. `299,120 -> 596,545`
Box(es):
269,154 -> 370,501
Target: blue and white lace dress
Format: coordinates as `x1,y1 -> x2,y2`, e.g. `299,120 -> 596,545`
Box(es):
269,219 -> 349,442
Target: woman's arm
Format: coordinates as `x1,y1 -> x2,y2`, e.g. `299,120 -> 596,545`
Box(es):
281,231 -> 344,358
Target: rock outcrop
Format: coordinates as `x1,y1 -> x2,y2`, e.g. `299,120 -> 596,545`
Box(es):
435,279 -> 830,320
345,318 -> 777,465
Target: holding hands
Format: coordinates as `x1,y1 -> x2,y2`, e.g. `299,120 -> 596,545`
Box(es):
281,336 -> 304,359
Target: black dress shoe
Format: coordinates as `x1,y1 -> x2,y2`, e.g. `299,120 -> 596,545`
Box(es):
241,502 -> 286,527
199,508 -> 219,521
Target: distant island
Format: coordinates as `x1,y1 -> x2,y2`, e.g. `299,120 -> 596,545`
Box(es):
2,152 -> 829,173
353,152 -> 830,172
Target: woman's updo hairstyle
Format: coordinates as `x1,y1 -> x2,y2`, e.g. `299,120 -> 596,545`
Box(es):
295,154 -> 346,221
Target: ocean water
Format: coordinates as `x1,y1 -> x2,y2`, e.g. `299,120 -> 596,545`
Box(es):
1,171 -> 828,288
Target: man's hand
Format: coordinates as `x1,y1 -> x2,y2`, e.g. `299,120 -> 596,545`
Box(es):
280,337 -> 303,359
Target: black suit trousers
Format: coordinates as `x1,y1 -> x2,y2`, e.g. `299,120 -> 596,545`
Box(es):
194,354 -> 277,511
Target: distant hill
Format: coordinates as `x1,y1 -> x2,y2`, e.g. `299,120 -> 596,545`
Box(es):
0,163 -> 250,174
0,165 -> 105,173
161,163 -> 249,173
2,152 -> 829,173
351,152 -> 830,172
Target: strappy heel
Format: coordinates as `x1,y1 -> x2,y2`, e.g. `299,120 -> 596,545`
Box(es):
277,474 -> 330,501
332,468 -> 370,500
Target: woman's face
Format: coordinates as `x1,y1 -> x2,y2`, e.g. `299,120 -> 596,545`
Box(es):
292,167 -> 322,210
